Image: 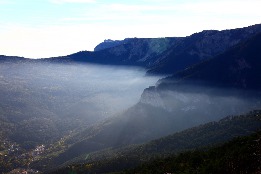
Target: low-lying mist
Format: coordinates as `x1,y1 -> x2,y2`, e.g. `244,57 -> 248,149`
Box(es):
141,82 -> 261,129
76,82 -> 261,147
0,61 -> 162,145
1,61 -> 162,119
48,80 -> 261,165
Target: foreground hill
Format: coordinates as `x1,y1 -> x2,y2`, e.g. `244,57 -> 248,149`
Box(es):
47,110 -> 261,174
124,131 -> 261,174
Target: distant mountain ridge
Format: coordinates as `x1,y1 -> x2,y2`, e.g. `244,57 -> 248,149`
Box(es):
64,37 -> 179,68
148,24 -> 261,74
1,24 -> 261,75
94,38 -> 131,51
63,24 -> 261,74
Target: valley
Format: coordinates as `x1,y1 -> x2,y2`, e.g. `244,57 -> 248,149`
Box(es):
0,24 -> 261,173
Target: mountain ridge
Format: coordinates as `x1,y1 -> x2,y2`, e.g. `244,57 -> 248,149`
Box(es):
1,24 -> 261,76
157,32 -> 261,90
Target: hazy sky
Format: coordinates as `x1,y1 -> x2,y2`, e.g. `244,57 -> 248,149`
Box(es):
0,0 -> 260,58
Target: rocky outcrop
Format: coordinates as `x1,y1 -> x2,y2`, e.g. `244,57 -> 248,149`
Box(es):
140,86 -> 165,109
94,39 -> 130,52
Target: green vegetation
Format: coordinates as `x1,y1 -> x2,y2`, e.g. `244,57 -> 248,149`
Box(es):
125,131 -> 261,174
47,110 -> 261,174
48,131 -> 261,174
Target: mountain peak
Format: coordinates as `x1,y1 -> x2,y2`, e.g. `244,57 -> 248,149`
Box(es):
94,39 -> 130,51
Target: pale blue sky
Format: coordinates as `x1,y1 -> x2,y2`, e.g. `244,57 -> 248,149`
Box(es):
0,0 -> 260,58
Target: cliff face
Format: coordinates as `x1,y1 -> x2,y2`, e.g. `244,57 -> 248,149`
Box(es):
106,37 -> 179,64
94,39 -> 130,52
140,86 -> 165,109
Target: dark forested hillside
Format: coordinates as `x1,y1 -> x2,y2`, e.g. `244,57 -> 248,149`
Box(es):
159,32 -> 261,90
47,110 -> 261,174
147,24 -> 261,74
124,131 -> 261,174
